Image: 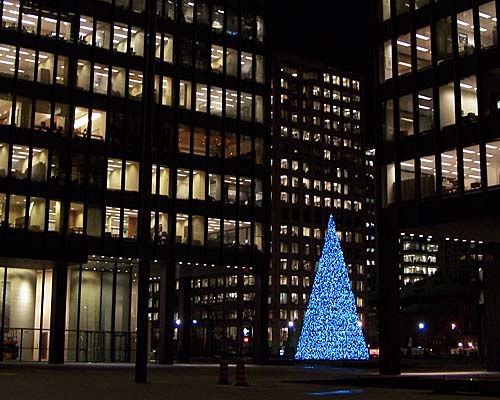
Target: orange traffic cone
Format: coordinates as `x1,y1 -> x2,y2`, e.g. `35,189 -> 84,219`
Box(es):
218,359 -> 230,384
235,359 -> 248,386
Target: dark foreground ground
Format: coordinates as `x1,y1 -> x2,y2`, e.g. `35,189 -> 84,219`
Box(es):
0,362 -> 499,400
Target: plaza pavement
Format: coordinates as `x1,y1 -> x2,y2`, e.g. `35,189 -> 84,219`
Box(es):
0,362 -> 499,400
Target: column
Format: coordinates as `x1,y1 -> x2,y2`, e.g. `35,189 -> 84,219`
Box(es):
177,276 -> 191,363
254,255 -> 269,364
377,228 -> 401,375
158,259 -> 175,364
48,263 -> 68,364
484,244 -> 500,371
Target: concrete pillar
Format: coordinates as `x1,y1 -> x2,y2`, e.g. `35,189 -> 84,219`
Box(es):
158,259 -> 175,364
377,229 -> 401,375
484,245 -> 500,371
177,277 -> 191,363
48,263 -> 68,364
254,260 -> 269,364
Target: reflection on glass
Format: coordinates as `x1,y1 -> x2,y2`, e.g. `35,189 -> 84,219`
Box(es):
436,17 -> 452,62
69,202 -> 84,234
395,0 -> 409,16
463,145 -> 481,191
487,141 -> 500,187
400,159 -> 415,201
399,94 -> 413,137
420,156 -> 436,199
479,2 -> 498,49
441,150 -> 458,196
382,163 -> 395,206
460,75 -> 478,121
48,200 -> 62,232
418,89 -> 434,133
382,0 -> 390,20
9,194 -> 26,229
107,158 -> 122,190
457,9 -> 475,56
383,99 -> 394,141
416,26 -> 431,70
397,33 -> 412,76
382,40 -> 392,82
439,82 -> 455,128
29,197 -> 46,231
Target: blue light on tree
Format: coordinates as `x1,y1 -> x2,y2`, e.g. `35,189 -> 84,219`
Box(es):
295,214 -> 369,361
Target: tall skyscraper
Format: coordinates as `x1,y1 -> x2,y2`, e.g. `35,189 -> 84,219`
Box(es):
270,55 -> 369,357
374,0 -> 500,373
0,0 -> 270,363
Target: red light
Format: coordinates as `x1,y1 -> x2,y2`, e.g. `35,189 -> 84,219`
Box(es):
243,337 -> 250,344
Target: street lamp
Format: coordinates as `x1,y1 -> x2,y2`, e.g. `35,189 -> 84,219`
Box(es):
418,322 -> 425,331
287,321 -> 296,356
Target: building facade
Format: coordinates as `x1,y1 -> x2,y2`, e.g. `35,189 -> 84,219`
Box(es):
375,0 -> 500,373
399,235 -> 484,357
0,0 -> 270,363
270,55 -> 370,356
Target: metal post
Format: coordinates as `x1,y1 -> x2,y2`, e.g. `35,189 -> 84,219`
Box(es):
38,269 -> 45,362
135,0 -> 156,383
19,328 -> 23,362
75,263 -> 83,362
110,261 -> 118,362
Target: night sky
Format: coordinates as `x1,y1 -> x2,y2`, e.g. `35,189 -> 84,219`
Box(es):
270,1 -> 372,74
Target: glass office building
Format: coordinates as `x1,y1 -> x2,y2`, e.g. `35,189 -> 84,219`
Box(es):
270,56 -> 369,356
375,0 -> 500,373
0,0 -> 269,363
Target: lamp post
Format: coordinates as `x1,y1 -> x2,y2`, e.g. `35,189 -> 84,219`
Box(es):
287,321 -> 296,356
417,321 -> 426,356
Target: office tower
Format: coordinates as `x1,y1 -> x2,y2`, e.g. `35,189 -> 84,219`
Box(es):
270,55 -> 369,356
375,0 -> 500,373
0,0 -> 270,363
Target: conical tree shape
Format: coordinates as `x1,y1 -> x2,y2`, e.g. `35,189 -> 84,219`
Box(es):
295,214 -> 369,360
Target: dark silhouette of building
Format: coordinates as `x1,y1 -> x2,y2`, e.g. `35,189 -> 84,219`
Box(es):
374,0 -> 500,374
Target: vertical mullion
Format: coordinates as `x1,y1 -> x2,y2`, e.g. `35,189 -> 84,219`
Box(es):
75,263 -> 83,362
38,269 -> 45,361
0,267 -> 8,362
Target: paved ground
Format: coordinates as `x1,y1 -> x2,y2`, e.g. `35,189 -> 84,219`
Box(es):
0,363 -> 498,400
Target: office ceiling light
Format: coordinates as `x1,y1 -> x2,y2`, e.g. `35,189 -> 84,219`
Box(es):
416,33 -> 430,40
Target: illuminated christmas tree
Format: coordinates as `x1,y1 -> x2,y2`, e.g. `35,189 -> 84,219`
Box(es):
295,214 -> 369,360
